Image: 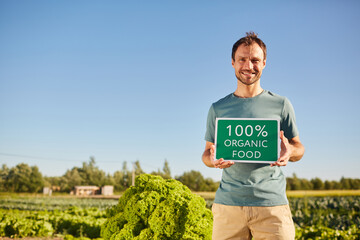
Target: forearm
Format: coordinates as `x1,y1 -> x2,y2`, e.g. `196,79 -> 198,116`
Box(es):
202,149 -> 215,168
289,141 -> 305,162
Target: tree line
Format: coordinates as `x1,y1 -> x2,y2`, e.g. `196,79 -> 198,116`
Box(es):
286,174 -> 360,190
1,158 -> 359,193
0,157 -> 219,193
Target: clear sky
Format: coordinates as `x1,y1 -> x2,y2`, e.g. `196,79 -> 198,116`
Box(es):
1,0 -> 359,181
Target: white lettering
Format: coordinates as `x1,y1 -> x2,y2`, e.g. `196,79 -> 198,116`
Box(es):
232,150 -> 237,157
223,139 -> 268,148
224,139 -> 231,147
246,151 -> 253,158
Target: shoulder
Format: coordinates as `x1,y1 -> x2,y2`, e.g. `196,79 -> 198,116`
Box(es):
213,93 -> 233,104
264,90 -> 287,101
211,93 -> 234,108
263,90 -> 294,107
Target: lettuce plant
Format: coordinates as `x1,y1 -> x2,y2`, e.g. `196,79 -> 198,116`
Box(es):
101,174 -> 212,240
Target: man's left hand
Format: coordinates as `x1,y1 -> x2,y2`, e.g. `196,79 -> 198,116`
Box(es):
271,131 -> 292,167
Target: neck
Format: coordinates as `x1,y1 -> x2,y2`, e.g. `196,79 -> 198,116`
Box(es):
234,82 -> 263,98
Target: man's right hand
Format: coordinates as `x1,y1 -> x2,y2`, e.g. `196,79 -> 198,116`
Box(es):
202,143 -> 235,169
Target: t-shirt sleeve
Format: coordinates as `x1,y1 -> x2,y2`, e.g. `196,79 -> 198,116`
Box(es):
205,104 -> 216,143
280,98 -> 299,139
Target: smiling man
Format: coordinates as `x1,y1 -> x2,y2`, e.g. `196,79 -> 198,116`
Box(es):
202,32 -> 305,240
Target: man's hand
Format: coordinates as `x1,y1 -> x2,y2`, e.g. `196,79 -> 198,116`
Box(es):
210,145 -> 235,169
271,131 -> 291,167
271,131 -> 305,167
202,142 -> 235,169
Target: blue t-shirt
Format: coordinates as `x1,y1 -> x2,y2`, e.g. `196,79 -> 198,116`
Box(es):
205,90 -> 299,206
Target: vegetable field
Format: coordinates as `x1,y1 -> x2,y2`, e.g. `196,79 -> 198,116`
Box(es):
0,194 -> 359,239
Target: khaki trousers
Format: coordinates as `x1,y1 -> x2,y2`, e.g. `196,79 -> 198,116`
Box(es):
212,203 -> 295,240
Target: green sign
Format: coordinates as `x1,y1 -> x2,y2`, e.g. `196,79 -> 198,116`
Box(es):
215,118 -> 279,163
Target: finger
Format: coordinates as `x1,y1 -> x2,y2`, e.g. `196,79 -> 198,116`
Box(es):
210,145 -> 215,154
218,160 -> 235,168
213,158 -> 223,168
280,131 -> 290,146
271,159 -> 288,167
215,159 -> 234,168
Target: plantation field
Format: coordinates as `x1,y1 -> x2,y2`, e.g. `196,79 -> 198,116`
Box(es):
286,189 -> 360,197
0,192 -> 359,239
195,189 -> 360,199
0,195 -> 118,211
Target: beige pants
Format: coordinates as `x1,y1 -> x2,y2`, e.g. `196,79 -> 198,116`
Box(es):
212,203 -> 295,240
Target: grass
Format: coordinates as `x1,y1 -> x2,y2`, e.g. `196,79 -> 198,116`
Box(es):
286,189 -> 360,197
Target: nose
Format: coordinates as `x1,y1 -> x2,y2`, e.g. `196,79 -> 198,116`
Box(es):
243,60 -> 253,70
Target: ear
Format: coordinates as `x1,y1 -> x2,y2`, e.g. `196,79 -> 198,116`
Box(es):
231,58 -> 235,68
263,59 -> 266,68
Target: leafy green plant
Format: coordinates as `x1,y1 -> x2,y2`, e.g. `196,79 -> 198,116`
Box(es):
101,174 -> 213,240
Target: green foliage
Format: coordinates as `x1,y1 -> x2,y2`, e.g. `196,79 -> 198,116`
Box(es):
59,157 -> 111,192
151,159 -> 172,179
0,209 -> 54,237
101,174 -> 213,240
204,196 -> 360,239
295,225 -> 360,240
1,163 -> 44,193
286,174 -> 360,190
290,196 -> 360,230
0,196 -> 118,211
0,207 -> 106,238
1,194 -> 360,239
289,196 -> 360,239
175,170 -> 219,192
2,159 -> 359,193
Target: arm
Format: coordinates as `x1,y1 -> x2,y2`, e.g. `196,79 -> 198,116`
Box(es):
271,131 -> 305,167
202,141 -> 235,169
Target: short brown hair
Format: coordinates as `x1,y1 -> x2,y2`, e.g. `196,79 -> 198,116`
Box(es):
231,31 -> 267,60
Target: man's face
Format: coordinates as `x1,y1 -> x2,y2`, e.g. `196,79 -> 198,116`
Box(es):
231,43 -> 266,86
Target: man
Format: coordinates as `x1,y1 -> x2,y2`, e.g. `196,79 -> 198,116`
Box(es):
202,32 -> 305,240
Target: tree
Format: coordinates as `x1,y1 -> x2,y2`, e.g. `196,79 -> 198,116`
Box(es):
122,161 -> 131,188
5,163 -> 44,193
0,164 -> 9,191
60,168 -> 83,192
176,170 -> 219,191
134,160 -> 144,175
176,170 -> 206,191
286,174 -> 301,190
162,159 -> 171,179
28,166 -> 44,192
203,177 -> 220,191
80,157 -> 108,186
311,177 -> 324,190
340,177 -> 360,190
151,159 -> 172,179
300,179 -> 313,190
43,176 -> 63,191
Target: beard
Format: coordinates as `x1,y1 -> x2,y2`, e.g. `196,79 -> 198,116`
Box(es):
235,71 -> 261,86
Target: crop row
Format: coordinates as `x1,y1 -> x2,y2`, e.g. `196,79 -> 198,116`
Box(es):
0,207 -> 106,238
206,196 -> 360,240
0,196 -> 118,211
1,195 -> 360,239
289,196 -> 360,231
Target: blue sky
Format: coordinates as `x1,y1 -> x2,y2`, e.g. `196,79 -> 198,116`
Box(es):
1,0 -> 359,181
